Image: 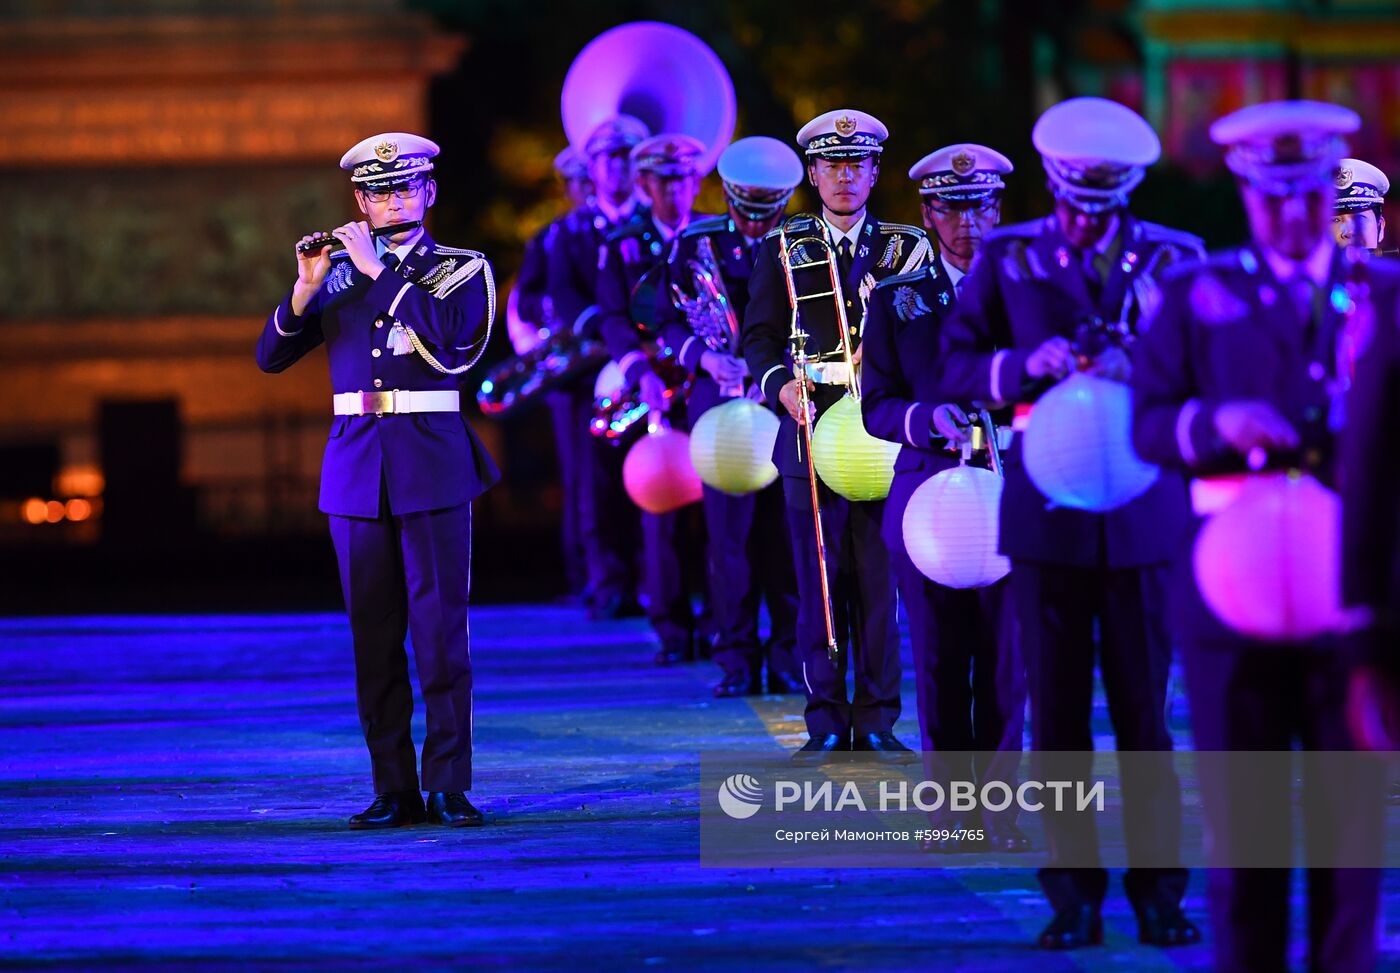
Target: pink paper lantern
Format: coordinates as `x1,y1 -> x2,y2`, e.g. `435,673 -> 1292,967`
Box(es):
1193,473 -> 1343,642
902,464 -> 1010,589
623,427 -> 703,514
1023,372 -> 1158,512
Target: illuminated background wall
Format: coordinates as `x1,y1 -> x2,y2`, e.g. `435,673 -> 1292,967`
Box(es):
2,0 -> 1395,610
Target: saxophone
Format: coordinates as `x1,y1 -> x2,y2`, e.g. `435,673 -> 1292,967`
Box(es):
670,235 -> 744,397
476,297 -> 608,416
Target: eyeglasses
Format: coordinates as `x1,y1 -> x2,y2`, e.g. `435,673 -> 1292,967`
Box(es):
361,183 -> 425,204
926,198 -> 1000,217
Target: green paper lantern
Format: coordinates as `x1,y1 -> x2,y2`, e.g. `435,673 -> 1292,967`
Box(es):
811,394 -> 899,501
688,398 -> 780,495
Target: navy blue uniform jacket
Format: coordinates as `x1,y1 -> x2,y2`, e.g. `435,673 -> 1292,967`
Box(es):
937,213 -> 1204,568
257,232 -> 500,518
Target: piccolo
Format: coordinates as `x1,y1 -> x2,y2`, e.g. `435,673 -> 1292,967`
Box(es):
296,220 -> 422,255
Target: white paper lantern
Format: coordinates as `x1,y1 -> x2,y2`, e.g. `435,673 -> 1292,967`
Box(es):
902,463 -> 1010,589
1022,372 -> 1159,512
688,398 -> 780,495
1193,473 -> 1343,642
811,394 -> 900,501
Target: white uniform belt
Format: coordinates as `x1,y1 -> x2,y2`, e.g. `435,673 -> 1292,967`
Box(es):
332,389 -> 460,416
803,361 -> 852,386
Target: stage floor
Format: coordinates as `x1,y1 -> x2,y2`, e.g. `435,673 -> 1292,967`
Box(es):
1,607 -> 1397,971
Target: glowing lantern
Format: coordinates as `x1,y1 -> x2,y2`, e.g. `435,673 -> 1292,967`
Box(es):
623,426 -> 703,514
811,395 -> 900,501
902,463 -> 1010,589
1193,473 -> 1342,642
1022,372 -> 1158,512
688,398 -> 780,495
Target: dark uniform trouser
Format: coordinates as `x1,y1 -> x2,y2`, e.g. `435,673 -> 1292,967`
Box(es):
1181,643 -> 1382,973
641,507 -> 696,653
783,476 -> 900,738
583,427 -> 640,604
707,479 -> 799,679
328,487 -> 474,795
893,553 -> 1024,825
546,384 -> 592,596
1010,560 -> 1185,912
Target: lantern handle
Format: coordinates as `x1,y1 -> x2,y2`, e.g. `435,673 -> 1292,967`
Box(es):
647,412 -> 671,436
978,408 -> 1004,478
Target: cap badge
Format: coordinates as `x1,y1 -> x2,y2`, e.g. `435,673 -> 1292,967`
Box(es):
834,116 -> 858,137
952,152 -> 975,176
1335,166 -> 1354,189
374,139 -> 400,163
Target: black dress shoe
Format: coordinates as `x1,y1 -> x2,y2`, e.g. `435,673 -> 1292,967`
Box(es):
347,790 -> 426,830
589,593 -> 644,621
851,731 -> 917,764
985,818 -> 1032,853
1038,904 -> 1103,950
654,640 -> 695,666
1135,903 -> 1200,947
425,791 -> 484,828
712,670 -> 759,698
764,669 -> 805,695
790,734 -> 850,765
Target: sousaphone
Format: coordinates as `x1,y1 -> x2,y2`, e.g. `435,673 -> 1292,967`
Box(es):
564,22 -> 738,443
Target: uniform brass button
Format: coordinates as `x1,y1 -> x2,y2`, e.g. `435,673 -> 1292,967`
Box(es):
373,378 -> 383,388
376,320 -> 384,329
372,348 -> 381,358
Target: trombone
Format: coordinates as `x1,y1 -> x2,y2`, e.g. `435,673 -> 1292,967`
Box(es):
777,214 -> 857,664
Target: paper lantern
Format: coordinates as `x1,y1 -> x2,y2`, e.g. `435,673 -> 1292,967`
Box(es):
689,398 -> 780,495
902,463 -> 1010,589
1023,372 -> 1158,512
811,395 -> 900,501
623,426 -> 703,514
1193,473 -> 1342,642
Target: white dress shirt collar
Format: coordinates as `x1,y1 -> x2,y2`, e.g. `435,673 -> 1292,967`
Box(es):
940,252 -> 966,289
596,194 -> 639,227
824,212 -> 867,250
377,226 -> 425,261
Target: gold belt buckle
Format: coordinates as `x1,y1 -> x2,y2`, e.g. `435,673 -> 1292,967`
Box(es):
362,389 -> 396,416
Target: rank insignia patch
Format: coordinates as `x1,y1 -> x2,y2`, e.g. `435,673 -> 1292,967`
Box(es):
893,285 -> 932,321
326,262 -> 355,294
418,258 -> 459,292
